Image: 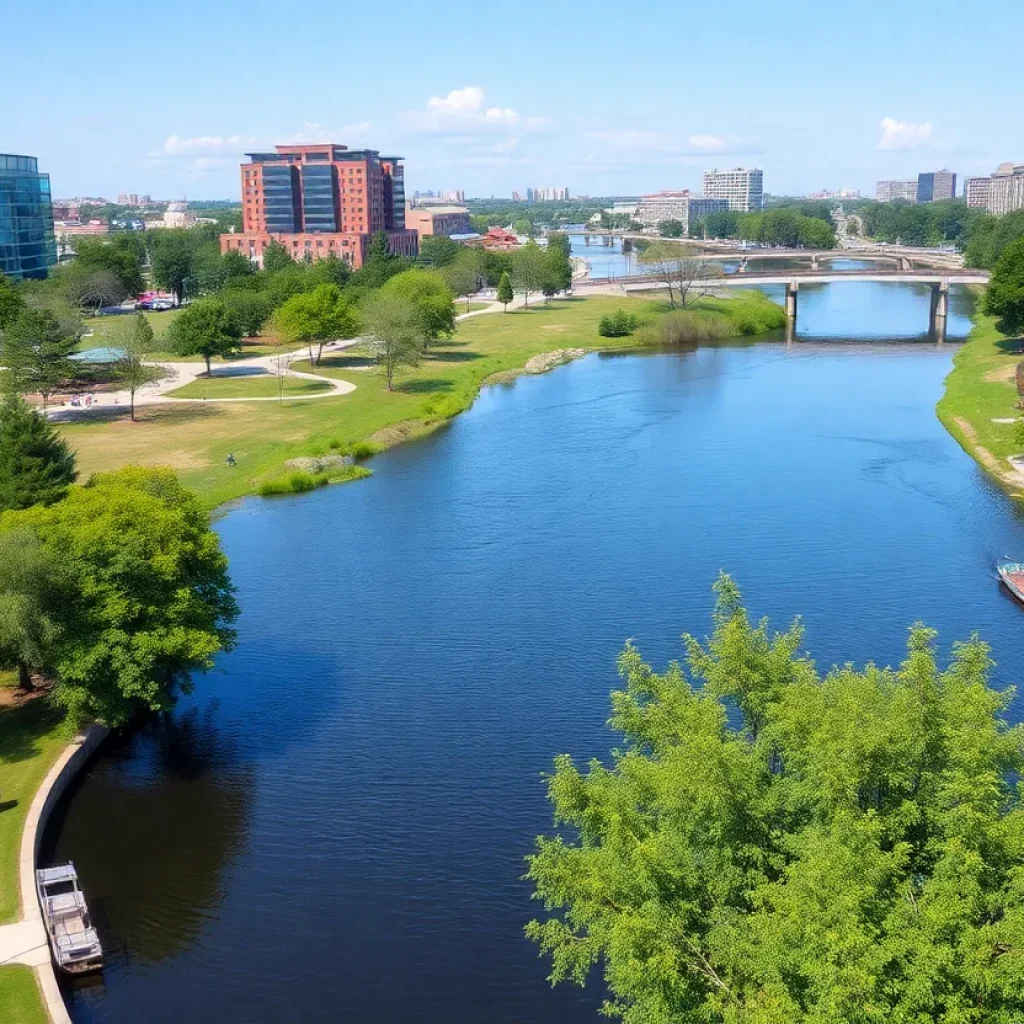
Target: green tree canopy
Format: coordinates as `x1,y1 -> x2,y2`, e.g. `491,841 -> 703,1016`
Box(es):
0,391 -> 77,509
0,307 -> 80,406
361,294 -> 422,390
511,242 -> 554,307
72,236 -> 145,296
272,283 -> 360,365
1,466 -> 238,725
262,240 -> 294,274
417,235 -> 462,268
379,268 -> 456,347
528,575 -> 1024,1023
220,288 -> 272,338
0,272 -> 25,329
109,313 -> 158,421
497,271 -> 514,311
443,248 -> 483,309
546,232 -> 574,293
167,298 -> 243,374
151,229 -> 200,303
984,238 -> 1024,338
658,218 -> 685,238
349,232 -> 409,290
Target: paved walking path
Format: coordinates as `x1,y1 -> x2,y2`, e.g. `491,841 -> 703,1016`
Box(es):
0,918 -> 50,968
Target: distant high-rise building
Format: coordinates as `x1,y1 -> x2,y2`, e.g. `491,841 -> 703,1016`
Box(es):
964,176 -> 993,209
916,169 -> 957,203
220,142 -> 418,268
512,191 -> 524,202
527,186 -> 570,202
701,168 -> 763,212
0,153 -> 56,280
636,191 -> 729,233
989,163 -> 1024,216
875,179 -> 918,203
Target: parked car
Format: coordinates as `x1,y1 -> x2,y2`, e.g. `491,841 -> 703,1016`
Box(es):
151,300 -> 174,311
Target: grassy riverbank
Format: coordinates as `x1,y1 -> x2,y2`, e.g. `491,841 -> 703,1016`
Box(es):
57,292 -> 783,509
0,675 -> 67,1024
936,310 -> 1024,499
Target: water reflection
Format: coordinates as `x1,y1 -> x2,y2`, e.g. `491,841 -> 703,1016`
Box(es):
42,705 -> 254,970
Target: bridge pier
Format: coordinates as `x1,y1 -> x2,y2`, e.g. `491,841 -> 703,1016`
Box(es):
929,280 -> 949,342
739,256 -> 748,273
786,280 -> 799,319
810,254 -> 819,271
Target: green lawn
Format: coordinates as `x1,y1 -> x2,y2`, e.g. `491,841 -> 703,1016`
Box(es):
58,294 -> 781,509
936,308 -> 1024,498
166,374 -> 333,400
0,966 -> 47,1024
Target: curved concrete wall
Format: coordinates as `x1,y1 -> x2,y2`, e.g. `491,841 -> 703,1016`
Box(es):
18,725 -> 109,1024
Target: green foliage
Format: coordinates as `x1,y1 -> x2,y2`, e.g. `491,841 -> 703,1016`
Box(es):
109,314 -> 158,420
150,229 -> 200,303
0,308 -> 80,405
272,283 -> 360,364
0,528 -> 70,689
860,198 -> 983,251
262,240 -> 294,274
443,249 -> 483,306
658,218 -> 684,238
258,470 -> 327,496
598,310 -> 641,337
361,294 -> 423,390
511,242 -> 554,307
983,238 -> 1024,338
497,271 -> 514,309
1013,418 -> 1024,449
350,232 -> 411,290
0,272 -> 26,329
965,210 -> 1024,270
696,210 -> 742,239
220,288 -> 272,337
480,250 -> 514,286
72,236 -> 145,296
348,441 -> 381,460
167,298 -> 243,373
379,269 -> 456,344
417,235 -> 462,268
512,217 -> 535,237
528,575 -> 1024,1023
546,232 -> 574,293
636,292 -> 787,346
0,392 -> 77,510
0,467 -> 238,725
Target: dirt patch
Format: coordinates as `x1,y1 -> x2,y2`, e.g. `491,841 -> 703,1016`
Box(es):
0,678 -> 52,708
540,325 -> 570,333
954,417 -> 1024,494
983,364 -> 1019,384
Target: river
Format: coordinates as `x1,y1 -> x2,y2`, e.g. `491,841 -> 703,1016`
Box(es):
44,281 -> 1024,1023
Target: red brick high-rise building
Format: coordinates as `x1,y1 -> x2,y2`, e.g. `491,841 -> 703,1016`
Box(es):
220,144 -> 418,268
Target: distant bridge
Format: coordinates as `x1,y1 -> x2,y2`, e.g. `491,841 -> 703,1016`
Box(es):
577,268 -> 989,340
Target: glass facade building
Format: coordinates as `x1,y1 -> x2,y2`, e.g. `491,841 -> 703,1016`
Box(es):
0,154 -> 57,280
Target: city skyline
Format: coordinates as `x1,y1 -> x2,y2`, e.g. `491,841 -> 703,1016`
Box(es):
6,0 -> 1023,201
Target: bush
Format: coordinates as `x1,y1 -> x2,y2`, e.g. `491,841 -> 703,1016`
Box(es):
1014,419 -> 1024,450
598,310 -> 641,337
349,441 -> 380,460
258,471 -> 328,496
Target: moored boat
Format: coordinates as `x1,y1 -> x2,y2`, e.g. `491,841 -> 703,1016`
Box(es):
35,863 -> 103,974
997,562 -> 1024,606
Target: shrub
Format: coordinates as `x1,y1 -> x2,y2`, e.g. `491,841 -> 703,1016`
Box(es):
349,441 -> 380,460
598,310 -> 641,337
1014,419 -> 1024,450
258,471 -> 328,497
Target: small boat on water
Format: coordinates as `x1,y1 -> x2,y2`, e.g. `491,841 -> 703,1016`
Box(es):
998,562 -> 1024,606
36,863 -> 103,974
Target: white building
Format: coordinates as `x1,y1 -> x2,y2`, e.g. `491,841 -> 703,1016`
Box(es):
964,176 -> 993,209
636,192 -> 730,233
875,179 -> 918,203
528,186 -> 570,201
163,201 -> 196,229
989,163 -> 1024,216
701,168 -> 763,212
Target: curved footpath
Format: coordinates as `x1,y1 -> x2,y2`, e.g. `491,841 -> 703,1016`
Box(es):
0,726 -> 109,1024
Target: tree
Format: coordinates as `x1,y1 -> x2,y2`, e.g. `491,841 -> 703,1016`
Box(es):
220,289 -> 272,338
418,235 -> 461,268
350,232 -> 408,290
55,263 -> 128,311
262,240 -> 294,274
0,391 -> 77,510
546,233 -> 574,294
497,271 -> 514,312
379,269 -> 456,348
221,248 -> 255,283
984,238 -> 1024,338
72,236 -> 145,296
0,308 -> 80,407
361,294 -> 423,390
151,230 -> 198,304
658,218 -> 685,238
528,575 -> 1024,1024
1,467 -> 238,725
307,252 -> 351,289
0,529 -> 70,690
638,241 -> 723,308
0,272 -> 25,329
272,284 -> 360,365
511,242 -> 553,308
110,313 -> 159,421
443,249 -> 483,310
167,298 -> 242,374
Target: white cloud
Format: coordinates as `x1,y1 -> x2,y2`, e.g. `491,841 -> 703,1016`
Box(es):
688,134 -> 726,153
409,86 -> 548,135
878,117 -> 932,151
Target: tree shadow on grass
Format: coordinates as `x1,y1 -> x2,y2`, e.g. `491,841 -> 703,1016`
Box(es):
432,350 -> 483,363
314,354 -> 375,370
995,337 -> 1024,355
0,696 -> 64,766
395,377 -> 455,395
50,403 -> 225,426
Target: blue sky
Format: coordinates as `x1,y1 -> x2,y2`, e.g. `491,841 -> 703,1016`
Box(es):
5,0 -> 1022,201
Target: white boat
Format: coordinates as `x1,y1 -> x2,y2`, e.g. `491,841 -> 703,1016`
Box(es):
35,863 -> 103,974
998,562 -> 1024,606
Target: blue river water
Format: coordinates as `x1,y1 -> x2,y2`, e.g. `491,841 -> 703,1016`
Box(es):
45,280 -> 1024,1024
